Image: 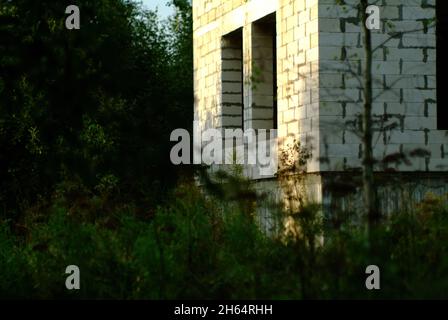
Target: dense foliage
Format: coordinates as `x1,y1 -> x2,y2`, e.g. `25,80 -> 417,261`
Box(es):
1,178 -> 448,299
0,0 -> 193,221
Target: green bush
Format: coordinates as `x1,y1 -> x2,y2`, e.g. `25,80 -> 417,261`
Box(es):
1,183 -> 448,299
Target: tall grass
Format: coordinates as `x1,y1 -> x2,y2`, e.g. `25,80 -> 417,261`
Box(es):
1,177 -> 448,299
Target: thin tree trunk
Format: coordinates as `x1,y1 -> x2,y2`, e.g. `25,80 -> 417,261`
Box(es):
360,0 -> 380,232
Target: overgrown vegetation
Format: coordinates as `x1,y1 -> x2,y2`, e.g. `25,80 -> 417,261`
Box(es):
0,0 -> 193,222
1,175 -> 448,299
1,0 -> 448,300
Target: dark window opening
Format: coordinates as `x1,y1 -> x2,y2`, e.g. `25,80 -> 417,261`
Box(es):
251,13 -> 277,130
273,20 -> 278,130
221,28 -> 244,129
437,0 -> 448,129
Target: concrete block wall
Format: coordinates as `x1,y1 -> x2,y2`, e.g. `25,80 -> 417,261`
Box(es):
193,0 -> 321,172
317,0 -> 446,172
193,0 -> 448,213
276,0 -> 321,172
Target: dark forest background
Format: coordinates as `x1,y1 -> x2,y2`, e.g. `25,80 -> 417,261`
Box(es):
0,0 -> 193,222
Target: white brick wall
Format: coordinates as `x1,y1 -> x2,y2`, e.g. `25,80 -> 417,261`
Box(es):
316,0 -> 445,172
193,0 -> 448,175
